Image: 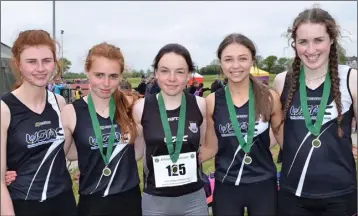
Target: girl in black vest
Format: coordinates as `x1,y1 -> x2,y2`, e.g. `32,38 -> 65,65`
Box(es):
273,7 -> 357,216
133,43 -> 208,215
62,43 -> 142,216
1,30 -> 77,216
200,33 -> 283,216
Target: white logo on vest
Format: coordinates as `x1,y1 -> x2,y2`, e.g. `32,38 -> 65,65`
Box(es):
188,122 -> 198,133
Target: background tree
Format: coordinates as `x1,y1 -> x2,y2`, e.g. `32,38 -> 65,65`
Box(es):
270,57 -> 289,74
63,72 -> 86,79
262,55 -> 278,73
58,57 -> 72,74
255,55 -> 265,69
200,60 -> 221,75
146,68 -> 152,75
337,43 -> 347,65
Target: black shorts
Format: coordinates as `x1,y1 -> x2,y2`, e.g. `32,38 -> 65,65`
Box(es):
13,189 -> 77,216
212,178 -> 278,216
77,185 -> 142,216
278,189 -> 357,216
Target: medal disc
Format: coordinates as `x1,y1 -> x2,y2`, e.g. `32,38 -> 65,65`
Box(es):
244,155 -> 252,165
312,139 -> 321,148
103,167 -> 112,176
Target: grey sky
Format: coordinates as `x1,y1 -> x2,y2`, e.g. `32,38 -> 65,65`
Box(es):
1,1 -> 357,73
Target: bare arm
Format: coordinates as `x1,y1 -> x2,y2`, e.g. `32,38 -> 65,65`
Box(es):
61,104 -> 78,161
349,69 -> 357,159
349,69 -> 358,127
270,72 -> 287,149
132,98 -> 145,161
55,94 -> 67,110
1,101 -> 15,215
199,93 -> 218,163
54,94 -> 77,160
272,71 -> 287,96
269,89 -> 284,149
195,96 -> 207,153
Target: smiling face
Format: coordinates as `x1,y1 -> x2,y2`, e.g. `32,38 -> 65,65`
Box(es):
295,22 -> 332,70
220,43 -> 253,83
18,45 -> 55,87
86,56 -> 122,99
155,52 -> 190,96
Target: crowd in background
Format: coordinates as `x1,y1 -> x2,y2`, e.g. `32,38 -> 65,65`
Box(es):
47,74 -> 242,103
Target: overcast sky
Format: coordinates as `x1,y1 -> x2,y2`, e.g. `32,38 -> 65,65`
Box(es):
1,1 -> 357,73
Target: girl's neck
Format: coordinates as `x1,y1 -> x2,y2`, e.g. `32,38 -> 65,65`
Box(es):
86,91 -> 111,114
303,62 -> 329,81
227,77 -> 250,97
16,81 -> 47,106
158,91 -> 183,110
227,77 -> 250,107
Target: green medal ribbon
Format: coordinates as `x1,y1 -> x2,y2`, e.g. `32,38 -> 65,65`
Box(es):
299,67 -> 331,138
158,92 -> 186,163
225,81 -> 255,154
87,92 -> 116,176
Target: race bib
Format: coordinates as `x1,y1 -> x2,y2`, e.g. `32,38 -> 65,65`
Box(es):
152,152 -> 198,188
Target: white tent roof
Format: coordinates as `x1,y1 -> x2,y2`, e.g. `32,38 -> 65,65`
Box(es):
191,73 -> 203,78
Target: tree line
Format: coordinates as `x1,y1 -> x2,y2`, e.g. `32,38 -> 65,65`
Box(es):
61,44 -> 348,79
198,56 -> 293,75
199,43 -> 347,76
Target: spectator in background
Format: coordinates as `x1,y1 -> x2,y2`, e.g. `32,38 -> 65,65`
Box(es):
135,76 -> 147,96
149,78 -> 161,94
194,83 -> 210,97
120,78 -> 132,93
74,85 -> 83,100
145,76 -> 155,96
187,80 -> 198,94
53,77 -> 66,95
210,79 -> 223,93
47,80 -> 55,92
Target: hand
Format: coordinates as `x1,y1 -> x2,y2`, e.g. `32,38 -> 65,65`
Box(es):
5,171 -> 17,186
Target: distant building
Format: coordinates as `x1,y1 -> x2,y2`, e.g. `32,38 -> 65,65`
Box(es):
1,42 -> 12,58
346,56 -> 357,69
1,42 -> 15,97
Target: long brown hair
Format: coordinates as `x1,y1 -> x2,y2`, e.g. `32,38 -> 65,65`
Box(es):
10,29 -> 60,89
85,42 -> 138,144
217,33 -> 274,122
282,7 -> 343,137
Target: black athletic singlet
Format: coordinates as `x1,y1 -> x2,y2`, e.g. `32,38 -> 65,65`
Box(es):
280,65 -> 357,198
2,91 -> 72,201
213,87 -> 277,186
72,98 -> 139,197
141,91 -> 204,197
